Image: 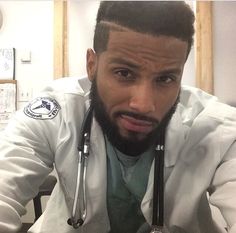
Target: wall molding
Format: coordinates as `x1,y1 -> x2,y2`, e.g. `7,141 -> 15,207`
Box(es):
195,2 -> 213,94
54,0 -> 68,79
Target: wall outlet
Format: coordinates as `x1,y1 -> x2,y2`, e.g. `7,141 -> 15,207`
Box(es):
18,88 -> 32,102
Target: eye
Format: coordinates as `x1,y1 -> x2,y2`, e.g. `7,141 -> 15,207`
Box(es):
156,74 -> 177,84
114,68 -> 135,81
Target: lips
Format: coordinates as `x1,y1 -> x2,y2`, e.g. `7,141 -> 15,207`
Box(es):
119,114 -> 154,134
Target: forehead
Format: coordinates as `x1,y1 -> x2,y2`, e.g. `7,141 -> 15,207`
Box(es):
103,27 -> 188,67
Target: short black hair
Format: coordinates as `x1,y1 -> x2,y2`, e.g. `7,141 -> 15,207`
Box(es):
93,1 -> 195,56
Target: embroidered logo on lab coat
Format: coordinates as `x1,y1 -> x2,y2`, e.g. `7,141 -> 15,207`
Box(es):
24,97 -> 61,120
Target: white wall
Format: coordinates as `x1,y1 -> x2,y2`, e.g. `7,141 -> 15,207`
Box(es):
0,0 -> 54,110
182,48 -> 195,86
213,1 -> 236,105
68,0 -> 100,77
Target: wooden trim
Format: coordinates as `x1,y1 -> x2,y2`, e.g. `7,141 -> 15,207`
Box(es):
0,80 -> 17,84
53,0 -> 68,79
195,2 -> 213,94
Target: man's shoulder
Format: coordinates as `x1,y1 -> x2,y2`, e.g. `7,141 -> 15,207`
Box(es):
179,85 -> 236,123
180,85 -> 218,108
22,77 -> 91,122
42,76 -> 91,96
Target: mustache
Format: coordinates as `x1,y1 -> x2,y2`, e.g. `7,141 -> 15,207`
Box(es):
114,111 -> 159,124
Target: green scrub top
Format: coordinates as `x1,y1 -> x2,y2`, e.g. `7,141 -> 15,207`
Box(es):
106,137 -> 155,233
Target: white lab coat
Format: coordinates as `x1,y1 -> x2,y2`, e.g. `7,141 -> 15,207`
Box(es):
0,77 -> 236,233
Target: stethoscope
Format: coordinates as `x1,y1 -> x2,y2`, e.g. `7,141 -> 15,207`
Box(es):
67,106 -> 165,233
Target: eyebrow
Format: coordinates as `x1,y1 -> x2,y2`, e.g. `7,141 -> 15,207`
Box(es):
158,68 -> 182,75
108,57 -> 140,70
108,57 -> 183,75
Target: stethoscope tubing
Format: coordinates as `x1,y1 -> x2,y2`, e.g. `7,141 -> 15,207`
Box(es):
151,141 -> 165,233
72,151 -> 83,222
68,107 -> 93,228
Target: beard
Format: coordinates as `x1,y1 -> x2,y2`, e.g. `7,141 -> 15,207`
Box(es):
89,78 -> 179,156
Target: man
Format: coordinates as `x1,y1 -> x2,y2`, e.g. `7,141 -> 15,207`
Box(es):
0,1 -> 236,233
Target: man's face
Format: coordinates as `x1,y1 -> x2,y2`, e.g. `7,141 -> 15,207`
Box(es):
87,28 -> 188,155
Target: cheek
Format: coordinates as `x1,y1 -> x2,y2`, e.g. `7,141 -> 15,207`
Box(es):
156,88 -> 179,119
96,78 -> 128,113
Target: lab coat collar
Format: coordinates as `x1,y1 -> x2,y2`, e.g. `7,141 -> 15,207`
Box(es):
164,110 -> 189,168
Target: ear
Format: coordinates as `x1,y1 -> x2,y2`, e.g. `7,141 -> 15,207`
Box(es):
86,49 -> 97,81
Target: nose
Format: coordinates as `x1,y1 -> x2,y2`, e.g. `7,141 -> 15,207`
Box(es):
129,82 -> 156,114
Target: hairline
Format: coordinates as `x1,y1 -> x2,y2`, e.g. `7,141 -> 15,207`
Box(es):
95,20 -> 191,59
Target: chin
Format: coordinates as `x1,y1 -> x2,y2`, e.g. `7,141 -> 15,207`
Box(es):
119,130 -> 149,142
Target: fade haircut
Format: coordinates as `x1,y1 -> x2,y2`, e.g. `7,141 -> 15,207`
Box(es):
93,1 -> 195,56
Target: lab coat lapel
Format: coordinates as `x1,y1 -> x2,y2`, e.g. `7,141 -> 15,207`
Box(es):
141,109 -> 188,225
164,110 -> 189,167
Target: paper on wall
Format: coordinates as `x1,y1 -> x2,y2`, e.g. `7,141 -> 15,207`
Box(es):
0,83 -> 16,124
